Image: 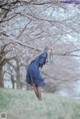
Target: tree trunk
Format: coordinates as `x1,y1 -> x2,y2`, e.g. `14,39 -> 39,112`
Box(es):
11,75 -> 15,89
0,65 -> 4,87
16,60 -> 21,89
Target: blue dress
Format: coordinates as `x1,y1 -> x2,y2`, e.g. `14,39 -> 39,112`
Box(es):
26,53 -> 48,86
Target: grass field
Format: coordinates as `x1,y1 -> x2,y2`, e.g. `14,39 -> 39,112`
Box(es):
0,88 -> 80,119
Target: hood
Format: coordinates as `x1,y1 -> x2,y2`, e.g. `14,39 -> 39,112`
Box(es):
35,53 -> 48,66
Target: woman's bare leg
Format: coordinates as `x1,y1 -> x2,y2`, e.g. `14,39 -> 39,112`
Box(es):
33,84 -> 42,100
33,84 -> 38,98
36,86 -> 42,100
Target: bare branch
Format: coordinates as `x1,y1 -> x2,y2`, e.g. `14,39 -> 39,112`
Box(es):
0,32 -> 9,37
64,49 -> 80,55
17,19 -> 32,39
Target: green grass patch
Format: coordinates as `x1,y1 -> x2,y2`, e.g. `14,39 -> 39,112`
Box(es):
0,89 -> 11,109
0,88 -> 80,119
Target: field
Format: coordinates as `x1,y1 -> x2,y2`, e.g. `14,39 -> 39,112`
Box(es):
0,88 -> 80,119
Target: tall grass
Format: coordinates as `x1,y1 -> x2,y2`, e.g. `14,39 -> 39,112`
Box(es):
0,88 -> 80,119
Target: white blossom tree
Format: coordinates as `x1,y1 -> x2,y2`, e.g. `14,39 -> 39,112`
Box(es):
0,0 -> 80,96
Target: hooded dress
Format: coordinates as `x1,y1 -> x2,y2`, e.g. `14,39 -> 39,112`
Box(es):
26,53 -> 48,86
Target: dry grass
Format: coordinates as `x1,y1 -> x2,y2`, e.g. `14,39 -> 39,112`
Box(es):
0,88 -> 80,119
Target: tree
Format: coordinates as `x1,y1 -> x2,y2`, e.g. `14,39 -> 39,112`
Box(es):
0,0 -> 80,96
0,43 -> 11,87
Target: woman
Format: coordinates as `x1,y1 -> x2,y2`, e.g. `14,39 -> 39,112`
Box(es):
26,52 -> 48,100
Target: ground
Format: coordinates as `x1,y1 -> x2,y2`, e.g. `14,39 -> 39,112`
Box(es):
0,88 -> 80,119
